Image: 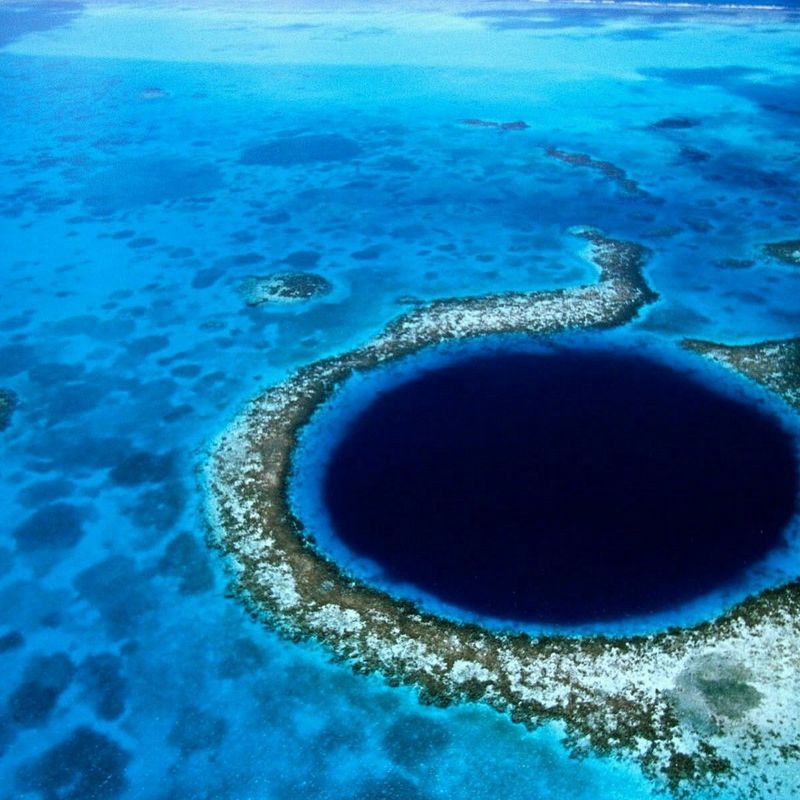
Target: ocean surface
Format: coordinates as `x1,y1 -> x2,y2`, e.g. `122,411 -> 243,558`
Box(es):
1,1 -> 799,798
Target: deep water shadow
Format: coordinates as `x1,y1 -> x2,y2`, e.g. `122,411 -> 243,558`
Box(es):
0,2 -> 84,49
322,348 -> 799,624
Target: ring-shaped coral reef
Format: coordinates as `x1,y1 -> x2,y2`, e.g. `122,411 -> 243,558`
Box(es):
205,228 -> 800,798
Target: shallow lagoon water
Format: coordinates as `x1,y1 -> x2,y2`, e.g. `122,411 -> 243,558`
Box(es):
2,1 -> 800,798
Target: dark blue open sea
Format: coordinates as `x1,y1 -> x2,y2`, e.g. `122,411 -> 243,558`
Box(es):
1,1 -> 799,798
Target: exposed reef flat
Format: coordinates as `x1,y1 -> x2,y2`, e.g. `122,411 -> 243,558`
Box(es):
206,232 -> 800,798
764,239 -> 800,267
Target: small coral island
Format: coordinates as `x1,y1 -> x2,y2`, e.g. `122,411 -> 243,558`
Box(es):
239,272 -> 333,306
206,230 -> 800,798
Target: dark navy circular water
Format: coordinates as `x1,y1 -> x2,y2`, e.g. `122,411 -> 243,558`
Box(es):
294,341 -> 800,627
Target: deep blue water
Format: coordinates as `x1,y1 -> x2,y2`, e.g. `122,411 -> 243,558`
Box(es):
1,1 -> 800,798
322,347 -> 799,624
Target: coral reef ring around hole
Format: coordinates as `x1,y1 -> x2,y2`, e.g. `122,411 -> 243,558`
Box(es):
205,228 -> 800,798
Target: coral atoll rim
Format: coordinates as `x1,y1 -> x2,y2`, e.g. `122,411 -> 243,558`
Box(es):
206,229 -> 800,798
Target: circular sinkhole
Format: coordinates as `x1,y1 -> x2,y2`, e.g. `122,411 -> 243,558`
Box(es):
291,342 -> 800,627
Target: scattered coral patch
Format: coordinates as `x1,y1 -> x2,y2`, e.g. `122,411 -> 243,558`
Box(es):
764,239 -> 800,266
0,387 -> 18,431
462,119 -> 530,130
545,146 -> 642,194
651,116 -> 700,129
240,134 -> 362,166
239,273 -> 333,306
82,157 -> 222,214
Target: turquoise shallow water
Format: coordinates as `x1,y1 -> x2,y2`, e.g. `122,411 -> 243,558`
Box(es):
1,2 -> 799,798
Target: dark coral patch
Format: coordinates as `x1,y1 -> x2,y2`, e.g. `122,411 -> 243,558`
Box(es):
0,344 -> 35,378
764,239 -> 800,266
217,637 -> 267,679
354,775 -> 431,800
284,250 -> 321,268
13,503 -> 88,551
7,653 -> 75,729
168,706 -> 227,754
0,387 -> 18,431
382,713 -> 451,769
714,258 -> 755,270
75,556 -> 155,639
28,362 -> 85,385
351,245 -> 382,261
545,146 -> 642,195
192,266 -> 223,289
83,157 -> 222,215
7,682 -> 61,728
124,482 -> 187,531
27,433 -> 132,472
374,156 -> 420,172
260,210 -> 291,224
651,116 -> 700,129
240,272 -> 332,306
127,236 -> 157,249
17,726 -> 130,800
123,335 -> 170,358
109,450 -> 176,486
77,654 -> 127,722
0,631 -> 24,654
159,532 -> 214,595
241,134 -> 362,166
462,118 -> 529,131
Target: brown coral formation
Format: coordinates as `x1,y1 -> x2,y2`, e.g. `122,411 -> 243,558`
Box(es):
545,146 -> 643,195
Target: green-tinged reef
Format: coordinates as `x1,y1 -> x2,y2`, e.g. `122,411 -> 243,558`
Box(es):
206,230 -> 800,798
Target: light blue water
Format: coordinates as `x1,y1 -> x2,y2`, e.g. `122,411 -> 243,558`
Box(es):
1,2 -> 799,798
